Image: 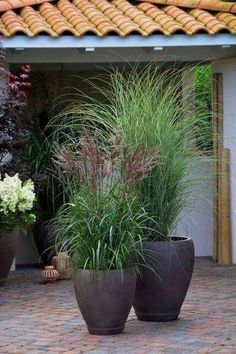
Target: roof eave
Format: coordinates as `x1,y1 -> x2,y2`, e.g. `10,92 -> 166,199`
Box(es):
2,34 -> 236,49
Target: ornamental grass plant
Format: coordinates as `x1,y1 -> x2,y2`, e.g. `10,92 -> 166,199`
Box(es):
105,66 -> 214,240
50,64 -> 214,242
52,134 -> 157,273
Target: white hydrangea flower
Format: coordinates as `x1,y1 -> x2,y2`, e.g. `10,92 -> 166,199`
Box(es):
0,174 -> 35,215
0,174 -> 21,214
18,180 -> 35,212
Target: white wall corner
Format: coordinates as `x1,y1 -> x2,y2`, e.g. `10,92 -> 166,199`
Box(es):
179,68 -> 213,257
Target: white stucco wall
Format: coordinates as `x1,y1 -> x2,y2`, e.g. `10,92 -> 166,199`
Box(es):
176,163 -> 213,257
178,69 -> 214,257
213,58 -> 236,264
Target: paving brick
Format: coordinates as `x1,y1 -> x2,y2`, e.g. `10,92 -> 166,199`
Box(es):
0,259 -> 235,353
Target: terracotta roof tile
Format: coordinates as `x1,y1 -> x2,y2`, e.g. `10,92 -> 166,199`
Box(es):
164,5 -> 209,33
231,3 -> 236,13
0,0 -> 53,13
0,0 -> 236,37
138,1 -> 236,13
217,12 -> 236,31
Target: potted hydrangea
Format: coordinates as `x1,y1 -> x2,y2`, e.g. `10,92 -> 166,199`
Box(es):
0,173 -> 35,285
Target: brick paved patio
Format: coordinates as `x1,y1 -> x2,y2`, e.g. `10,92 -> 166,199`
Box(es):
0,259 -> 235,354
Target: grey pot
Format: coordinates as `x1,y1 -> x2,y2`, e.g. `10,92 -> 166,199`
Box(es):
33,223 -> 55,266
133,237 -> 194,321
0,229 -> 19,286
73,268 -> 136,335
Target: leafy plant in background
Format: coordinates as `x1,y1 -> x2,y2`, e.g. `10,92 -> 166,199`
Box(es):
27,124 -> 63,222
53,64 -> 214,242
53,134 -> 157,272
195,65 -> 212,113
194,64 -> 212,103
0,40 -> 31,177
194,64 -> 213,150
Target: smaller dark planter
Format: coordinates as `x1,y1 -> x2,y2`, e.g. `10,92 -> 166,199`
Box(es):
73,268 -> 136,335
133,237 -> 194,322
34,223 -> 55,266
0,230 -> 19,286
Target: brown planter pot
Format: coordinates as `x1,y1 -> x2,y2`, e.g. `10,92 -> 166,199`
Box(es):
0,229 -> 19,286
133,237 -> 194,321
73,268 -> 136,335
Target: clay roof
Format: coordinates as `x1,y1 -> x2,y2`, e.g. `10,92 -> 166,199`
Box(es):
0,0 -> 236,37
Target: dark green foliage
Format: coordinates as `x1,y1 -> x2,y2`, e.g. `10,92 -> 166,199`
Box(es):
53,135 -> 157,272
27,125 -> 64,222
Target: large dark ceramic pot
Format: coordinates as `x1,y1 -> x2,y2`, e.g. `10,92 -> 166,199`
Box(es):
133,237 -> 194,322
34,223 -> 55,266
0,230 -> 19,286
73,268 -> 136,335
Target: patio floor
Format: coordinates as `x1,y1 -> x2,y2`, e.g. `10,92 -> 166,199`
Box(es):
0,259 -> 235,354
